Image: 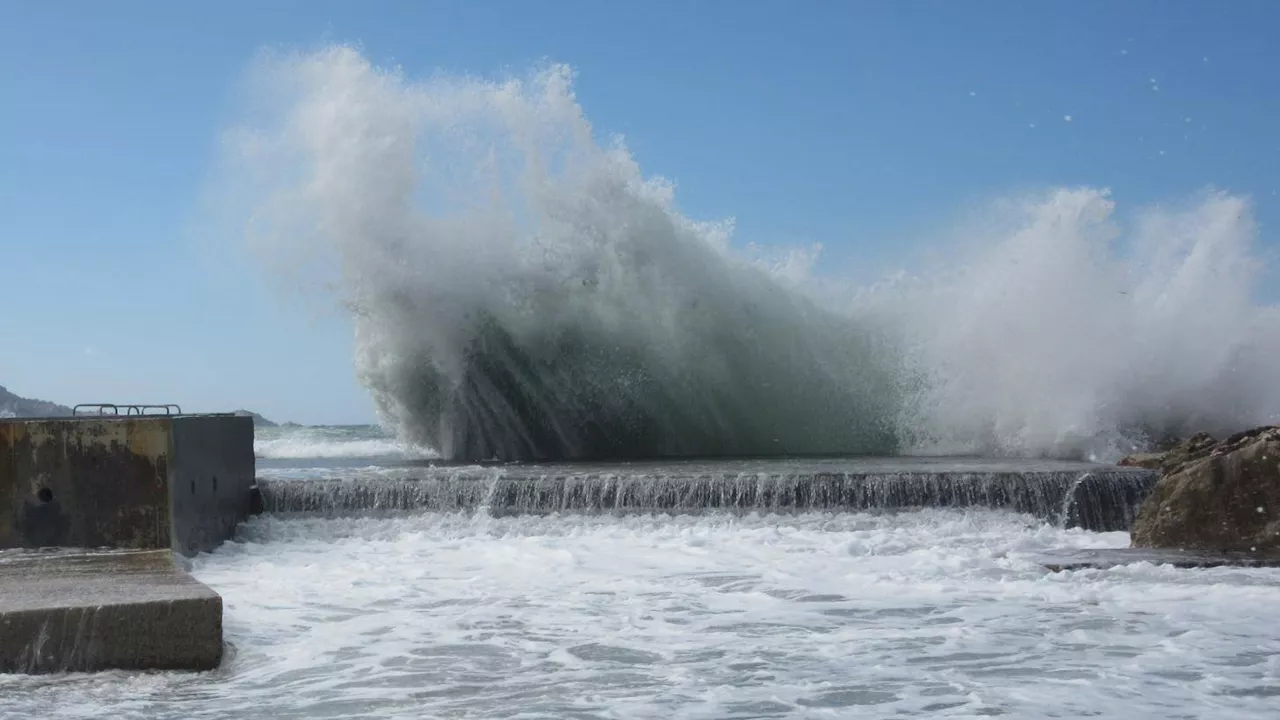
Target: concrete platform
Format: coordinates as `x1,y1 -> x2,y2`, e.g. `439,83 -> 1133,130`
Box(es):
0,549 -> 222,673
1039,547 -> 1280,572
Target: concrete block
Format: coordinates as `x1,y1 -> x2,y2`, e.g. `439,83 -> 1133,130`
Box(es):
0,415 -> 254,555
168,415 -> 256,555
0,549 -> 222,673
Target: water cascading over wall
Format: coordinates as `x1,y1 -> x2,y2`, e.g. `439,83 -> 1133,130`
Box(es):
255,461 -> 1161,532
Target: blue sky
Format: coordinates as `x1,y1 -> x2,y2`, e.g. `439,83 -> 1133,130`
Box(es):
2,1 -> 1278,425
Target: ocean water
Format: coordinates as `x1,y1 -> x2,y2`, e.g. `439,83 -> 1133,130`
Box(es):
2,427 -> 1278,719
254,424 -> 436,463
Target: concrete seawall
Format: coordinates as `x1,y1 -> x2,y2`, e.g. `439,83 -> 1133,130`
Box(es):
0,413 -> 253,674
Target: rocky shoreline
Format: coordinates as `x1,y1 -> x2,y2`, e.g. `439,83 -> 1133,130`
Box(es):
1121,426 -> 1280,553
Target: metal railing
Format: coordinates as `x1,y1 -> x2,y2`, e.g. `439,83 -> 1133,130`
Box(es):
72,404 -> 183,417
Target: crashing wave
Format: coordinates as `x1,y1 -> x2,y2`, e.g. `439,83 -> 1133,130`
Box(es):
221,45 -> 1280,462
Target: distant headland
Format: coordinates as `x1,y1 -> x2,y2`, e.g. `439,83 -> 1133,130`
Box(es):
234,410 -> 279,428
2,385 -> 281,427
0,385 -> 72,418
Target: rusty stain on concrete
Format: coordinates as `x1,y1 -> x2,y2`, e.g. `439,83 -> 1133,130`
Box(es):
2,414 -> 255,555
1,418 -> 173,550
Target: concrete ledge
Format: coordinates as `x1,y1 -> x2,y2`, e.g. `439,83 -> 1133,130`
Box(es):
0,549 -> 222,673
1039,547 -> 1280,572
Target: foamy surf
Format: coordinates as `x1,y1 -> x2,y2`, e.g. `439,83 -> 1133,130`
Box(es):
253,426 -> 437,460
4,510 -> 1277,719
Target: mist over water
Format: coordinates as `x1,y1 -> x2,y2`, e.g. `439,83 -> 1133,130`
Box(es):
253,425 -> 433,460
887,188 -> 1280,458
225,45 -> 1280,462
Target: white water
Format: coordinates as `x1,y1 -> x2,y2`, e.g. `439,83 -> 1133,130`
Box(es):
253,426 -> 435,460
222,45 -> 1280,463
4,510 -> 1277,718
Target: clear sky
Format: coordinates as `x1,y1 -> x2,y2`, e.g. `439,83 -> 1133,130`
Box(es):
2,1 -> 1278,425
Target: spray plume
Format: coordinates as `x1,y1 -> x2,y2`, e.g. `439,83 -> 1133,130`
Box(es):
224,46 -> 1280,461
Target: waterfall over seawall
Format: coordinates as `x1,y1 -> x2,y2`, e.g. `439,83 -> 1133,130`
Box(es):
255,459 -> 1159,532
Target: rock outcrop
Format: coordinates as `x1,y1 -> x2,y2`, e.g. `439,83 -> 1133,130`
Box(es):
1130,426 -> 1280,552
1119,432 -> 1218,473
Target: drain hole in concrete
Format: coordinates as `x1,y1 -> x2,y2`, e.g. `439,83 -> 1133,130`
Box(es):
37,487 -> 53,503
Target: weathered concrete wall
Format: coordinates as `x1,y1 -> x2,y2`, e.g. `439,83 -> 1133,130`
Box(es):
0,549 -> 222,673
0,418 -> 171,550
0,414 -> 254,555
169,415 -> 256,555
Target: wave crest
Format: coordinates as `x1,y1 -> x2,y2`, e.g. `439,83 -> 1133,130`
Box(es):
223,45 -> 1280,462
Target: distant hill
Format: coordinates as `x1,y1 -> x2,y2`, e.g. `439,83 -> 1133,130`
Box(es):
0,386 -> 73,418
0,390 -> 287,425
234,410 -> 279,428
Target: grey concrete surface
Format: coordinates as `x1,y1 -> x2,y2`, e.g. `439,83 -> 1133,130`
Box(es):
0,549 -> 222,673
168,414 -> 256,555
